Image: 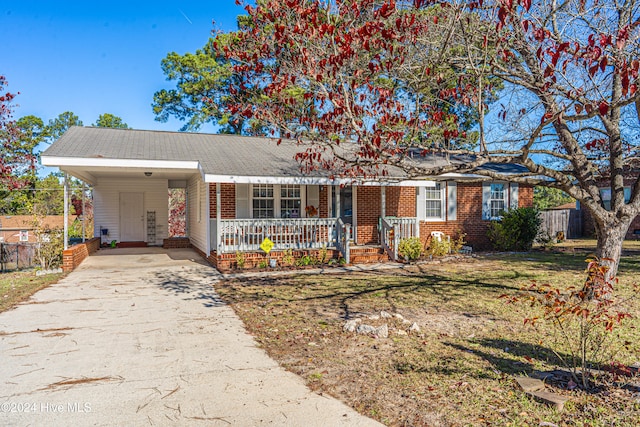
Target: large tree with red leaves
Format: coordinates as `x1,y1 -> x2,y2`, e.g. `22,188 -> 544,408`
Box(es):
0,76 -> 37,190
224,0 -> 640,277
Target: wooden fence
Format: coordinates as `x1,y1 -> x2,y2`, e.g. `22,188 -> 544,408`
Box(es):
539,209 -> 582,239
0,243 -> 37,272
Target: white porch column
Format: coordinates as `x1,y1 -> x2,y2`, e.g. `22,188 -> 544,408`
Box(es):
335,185 -> 340,219
381,186 -> 386,218
81,182 -> 86,242
63,173 -> 69,250
216,182 -> 221,252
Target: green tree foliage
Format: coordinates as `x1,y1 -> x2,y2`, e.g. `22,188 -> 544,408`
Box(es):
534,187 -> 576,210
0,174 -> 64,215
46,111 -> 83,141
153,34 -> 264,134
94,113 -> 129,129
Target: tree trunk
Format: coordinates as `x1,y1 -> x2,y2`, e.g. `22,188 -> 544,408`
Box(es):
593,220 -> 630,280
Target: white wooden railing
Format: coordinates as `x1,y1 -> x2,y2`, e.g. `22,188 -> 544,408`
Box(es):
380,217 -> 419,261
211,218 -> 343,254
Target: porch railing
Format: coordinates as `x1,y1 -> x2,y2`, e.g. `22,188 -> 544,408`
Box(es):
380,216 -> 419,261
335,218 -> 351,264
211,218 -> 343,255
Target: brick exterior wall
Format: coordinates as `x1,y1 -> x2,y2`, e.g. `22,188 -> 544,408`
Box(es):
581,176 -> 640,240
200,182 -> 534,262
209,183 -> 236,219
356,186 -> 382,245
62,237 -> 100,272
162,237 -> 192,249
418,183 -> 534,251
319,186 -> 329,218
385,187 -> 417,217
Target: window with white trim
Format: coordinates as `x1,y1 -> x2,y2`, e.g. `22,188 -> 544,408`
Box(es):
19,230 -> 29,242
424,182 -> 445,220
600,187 -> 631,211
252,184 -> 275,218
489,183 -> 507,219
280,185 -> 301,218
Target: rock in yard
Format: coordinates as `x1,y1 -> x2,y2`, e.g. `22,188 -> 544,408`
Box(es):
395,330 -> 408,336
356,324 -> 378,335
380,310 -> 393,319
356,324 -> 389,338
343,319 -> 361,333
515,376 -> 546,393
409,322 -> 421,333
369,314 -> 380,320
376,324 -> 389,338
394,313 -> 405,321
527,390 -> 570,411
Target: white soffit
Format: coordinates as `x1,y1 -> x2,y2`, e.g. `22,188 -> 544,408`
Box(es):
41,156 -> 200,170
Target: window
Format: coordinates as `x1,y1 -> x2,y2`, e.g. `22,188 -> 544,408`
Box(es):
280,185 -> 301,218
250,184 -> 304,218
19,230 -> 28,242
253,184 -> 275,218
424,183 -> 445,220
600,187 -> 631,210
489,183 -> 506,219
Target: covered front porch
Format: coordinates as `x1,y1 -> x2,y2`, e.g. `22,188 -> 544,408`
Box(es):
206,182 -> 421,269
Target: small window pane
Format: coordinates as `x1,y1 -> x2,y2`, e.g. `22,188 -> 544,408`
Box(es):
281,184 -> 301,218
253,184 -> 274,218
490,183 -> 506,218
424,183 -> 443,219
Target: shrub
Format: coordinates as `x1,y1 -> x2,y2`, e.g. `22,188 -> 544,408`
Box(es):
487,207 -> 541,251
281,249 -> 295,267
258,260 -> 268,269
318,245 -> 328,264
235,251 -> 246,269
35,229 -> 64,270
501,257 -> 637,389
296,255 -> 313,267
398,237 -> 423,261
426,237 -> 450,257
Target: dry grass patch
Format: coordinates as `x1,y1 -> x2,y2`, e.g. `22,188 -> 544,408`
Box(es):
216,251 -> 640,426
0,271 -> 64,313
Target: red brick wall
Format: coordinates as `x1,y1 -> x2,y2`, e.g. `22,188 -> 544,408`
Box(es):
356,186 -> 382,245
319,186 -> 329,218
62,237 -> 100,272
418,183 -> 534,251
385,187 -> 416,217
209,183 -> 236,219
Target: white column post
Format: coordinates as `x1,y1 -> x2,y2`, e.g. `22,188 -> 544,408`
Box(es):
63,173 -> 69,250
81,182 -> 86,242
216,182 -> 221,252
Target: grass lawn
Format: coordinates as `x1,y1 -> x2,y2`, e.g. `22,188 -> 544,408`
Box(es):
216,249 -> 640,426
0,271 -> 64,313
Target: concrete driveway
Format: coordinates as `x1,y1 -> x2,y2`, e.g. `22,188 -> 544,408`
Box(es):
0,248 -> 380,426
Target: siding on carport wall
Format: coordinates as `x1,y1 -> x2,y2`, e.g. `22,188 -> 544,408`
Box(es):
93,177 -> 168,245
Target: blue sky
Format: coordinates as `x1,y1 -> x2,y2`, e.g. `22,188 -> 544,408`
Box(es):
3,0 -> 245,135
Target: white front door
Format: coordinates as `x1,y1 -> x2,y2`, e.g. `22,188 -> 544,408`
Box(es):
120,192 -> 144,242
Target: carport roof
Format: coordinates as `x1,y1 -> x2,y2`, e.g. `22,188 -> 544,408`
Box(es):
41,126 -> 528,184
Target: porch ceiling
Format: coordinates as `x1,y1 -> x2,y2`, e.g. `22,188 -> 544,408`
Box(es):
60,165 -> 200,185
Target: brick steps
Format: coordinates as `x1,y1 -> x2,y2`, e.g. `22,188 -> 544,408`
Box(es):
349,246 -> 390,264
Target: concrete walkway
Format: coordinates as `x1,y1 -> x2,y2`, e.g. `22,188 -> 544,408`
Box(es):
0,248 -> 381,426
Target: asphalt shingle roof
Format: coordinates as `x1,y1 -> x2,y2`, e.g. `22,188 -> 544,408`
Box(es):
42,126 -> 528,179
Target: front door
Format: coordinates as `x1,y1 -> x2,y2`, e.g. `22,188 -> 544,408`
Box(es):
331,186 -> 353,224
120,192 -> 144,242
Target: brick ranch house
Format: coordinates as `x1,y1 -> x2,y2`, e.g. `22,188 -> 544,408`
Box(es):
580,171 -> 640,240
0,215 -> 78,244
41,127 -> 533,270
